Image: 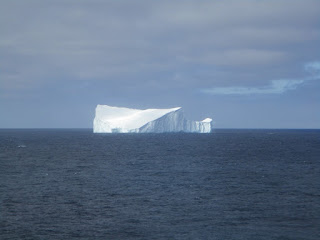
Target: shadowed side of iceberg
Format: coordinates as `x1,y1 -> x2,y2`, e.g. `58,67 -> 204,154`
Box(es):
139,108 -> 212,133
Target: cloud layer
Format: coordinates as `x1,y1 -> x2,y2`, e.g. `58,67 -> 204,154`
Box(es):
0,0 -> 320,128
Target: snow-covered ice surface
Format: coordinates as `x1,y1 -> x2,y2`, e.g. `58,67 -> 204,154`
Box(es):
93,105 -> 213,133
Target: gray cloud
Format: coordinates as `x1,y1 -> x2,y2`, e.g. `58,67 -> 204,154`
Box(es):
1,0 -> 319,92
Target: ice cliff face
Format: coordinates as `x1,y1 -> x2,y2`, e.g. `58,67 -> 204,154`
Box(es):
93,105 -> 212,133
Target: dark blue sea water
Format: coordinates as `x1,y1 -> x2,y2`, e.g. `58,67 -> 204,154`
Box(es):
0,129 -> 319,240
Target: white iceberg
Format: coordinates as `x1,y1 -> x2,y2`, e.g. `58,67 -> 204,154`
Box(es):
93,105 -> 213,133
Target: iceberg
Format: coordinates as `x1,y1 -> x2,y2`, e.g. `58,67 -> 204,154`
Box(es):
93,105 -> 213,133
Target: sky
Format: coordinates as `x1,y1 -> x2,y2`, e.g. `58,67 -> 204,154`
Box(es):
1,0 -> 320,128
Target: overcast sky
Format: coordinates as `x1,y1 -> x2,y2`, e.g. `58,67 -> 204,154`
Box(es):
1,0 -> 319,128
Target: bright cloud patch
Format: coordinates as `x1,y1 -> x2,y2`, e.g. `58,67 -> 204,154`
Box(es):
304,61 -> 320,76
203,79 -> 304,95
202,61 -> 320,95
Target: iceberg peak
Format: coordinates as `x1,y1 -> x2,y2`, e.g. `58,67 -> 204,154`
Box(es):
202,118 -> 212,123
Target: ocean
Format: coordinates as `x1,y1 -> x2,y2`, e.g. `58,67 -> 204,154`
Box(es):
0,129 -> 319,239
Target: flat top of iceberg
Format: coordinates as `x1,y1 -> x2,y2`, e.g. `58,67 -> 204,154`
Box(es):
95,105 -> 181,130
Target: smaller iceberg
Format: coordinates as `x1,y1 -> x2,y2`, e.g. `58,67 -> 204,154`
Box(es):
93,105 -> 213,133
